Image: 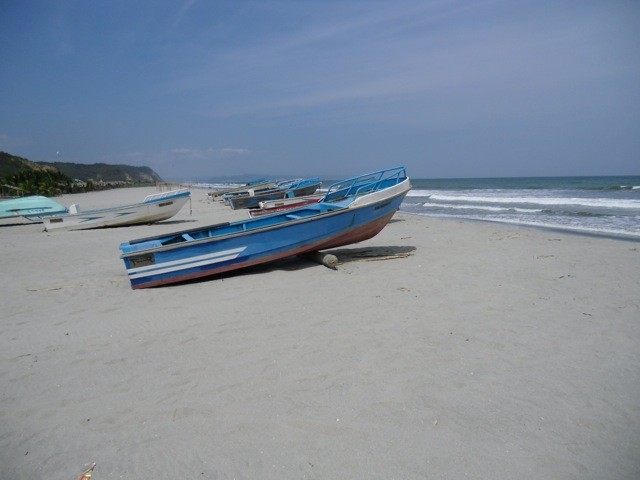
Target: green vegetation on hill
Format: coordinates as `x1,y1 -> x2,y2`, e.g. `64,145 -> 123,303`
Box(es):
0,151 -> 52,178
4,168 -> 74,197
41,162 -> 163,184
0,151 -> 163,196
0,152 -> 73,196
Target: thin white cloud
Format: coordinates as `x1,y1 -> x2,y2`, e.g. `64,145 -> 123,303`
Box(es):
171,0 -> 199,31
124,147 -> 241,163
169,148 -> 208,158
221,148 -> 249,155
179,1 -> 632,129
49,3 -> 74,56
170,148 -> 197,154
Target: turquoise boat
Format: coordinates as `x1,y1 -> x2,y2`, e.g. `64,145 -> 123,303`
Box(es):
0,196 -> 68,223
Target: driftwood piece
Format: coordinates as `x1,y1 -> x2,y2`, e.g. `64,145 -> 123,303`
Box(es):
302,251 -> 339,270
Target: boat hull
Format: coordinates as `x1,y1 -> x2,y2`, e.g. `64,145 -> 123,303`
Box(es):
120,179 -> 409,289
42,190 -> 190,231
0,215 -> 42,226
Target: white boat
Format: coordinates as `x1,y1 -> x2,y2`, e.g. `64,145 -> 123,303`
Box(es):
40,189 -> 191,231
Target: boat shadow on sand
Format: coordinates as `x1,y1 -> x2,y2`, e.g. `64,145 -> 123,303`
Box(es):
255,244 -> 417,272
162,245 -> 417,288
153,218 -> 199,226
322,245 -> 416,265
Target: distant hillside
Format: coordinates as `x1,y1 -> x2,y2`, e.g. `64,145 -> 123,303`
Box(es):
0,151 -> 59,178
39,162 -> 163,183
0,151 -> 163,184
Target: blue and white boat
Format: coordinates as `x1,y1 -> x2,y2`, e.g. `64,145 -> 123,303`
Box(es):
207,179 -> 277,202
119,166 -> 411,289
40,189 -> 191,231
0,195 -> 68,225
226,178 -> 322,210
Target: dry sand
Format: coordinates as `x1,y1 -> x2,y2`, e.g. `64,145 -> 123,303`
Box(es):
1,186 -> 639,479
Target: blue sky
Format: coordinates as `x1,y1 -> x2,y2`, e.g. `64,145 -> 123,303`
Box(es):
1,0 -> 638,181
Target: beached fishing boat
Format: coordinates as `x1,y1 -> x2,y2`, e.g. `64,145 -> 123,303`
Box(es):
218,183 -> 279,205
227,178 -> 321,210
0,196 -> 68,225
119,166 -> 410,289
207,179 -> 276,202
248,193 -> 324,217
39,189 -> 191,231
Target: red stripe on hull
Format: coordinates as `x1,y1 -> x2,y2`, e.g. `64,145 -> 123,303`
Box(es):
311,211 -> 396,251
130,210 -> 398,289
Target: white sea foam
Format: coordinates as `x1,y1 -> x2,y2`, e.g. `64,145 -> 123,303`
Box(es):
479,217 -> 640,238
403,211 -> 640,239
421,203 -> 543,213
407,190 -> 437,197
402,178 -> 640,239
417,192 -> 640,209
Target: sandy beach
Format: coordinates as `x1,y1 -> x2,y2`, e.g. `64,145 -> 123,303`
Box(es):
1,186 -> 639,480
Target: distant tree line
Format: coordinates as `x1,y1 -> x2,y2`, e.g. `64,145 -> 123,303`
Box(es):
1,168 -> 90,196
1,151 -> 162,197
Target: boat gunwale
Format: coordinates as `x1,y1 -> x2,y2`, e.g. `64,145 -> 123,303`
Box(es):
121,179 -> 410,258
142,188 -> 191,203
323,166 -> 407,200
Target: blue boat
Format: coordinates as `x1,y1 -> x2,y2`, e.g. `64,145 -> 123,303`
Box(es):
226,178 -> 322,210
119,166 -> 411,289
208,179 -> 277,202
0,195 -> 68,224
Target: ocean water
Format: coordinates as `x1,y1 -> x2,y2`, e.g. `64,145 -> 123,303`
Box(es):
400,176 -> 640,240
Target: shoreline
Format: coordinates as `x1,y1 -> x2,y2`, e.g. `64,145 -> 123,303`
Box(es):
1,186 -> 639,479
400,210 -> 640,243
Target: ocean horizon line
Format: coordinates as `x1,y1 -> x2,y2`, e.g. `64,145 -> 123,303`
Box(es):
174,173 -> 640,185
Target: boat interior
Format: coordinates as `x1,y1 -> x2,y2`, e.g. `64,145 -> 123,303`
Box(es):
120,202 -> 345,254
